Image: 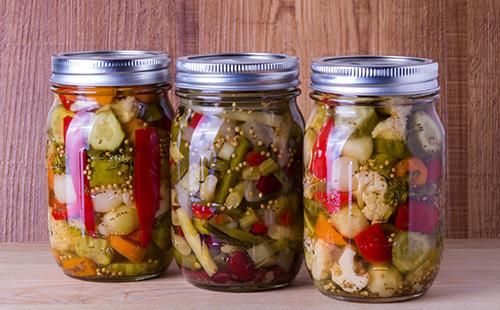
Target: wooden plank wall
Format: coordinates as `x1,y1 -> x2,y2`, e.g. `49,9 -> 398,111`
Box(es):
0,0 -> 498,241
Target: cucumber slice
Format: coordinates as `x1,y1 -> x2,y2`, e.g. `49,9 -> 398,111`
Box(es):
89,158 -> 130,188
89,109 -> 125,151
392,231 -> 431,273
106,261 -> 160,276
407,111 -> 443,156
341,136 -> 373,162
367,265 -> 403,297
49,105 -> 75,144
75,236 -> 113,266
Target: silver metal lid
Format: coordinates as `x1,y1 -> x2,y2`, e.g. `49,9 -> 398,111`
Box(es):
51,51 -> 171,86
311,56 -> 439,96
176,53 -> 300,91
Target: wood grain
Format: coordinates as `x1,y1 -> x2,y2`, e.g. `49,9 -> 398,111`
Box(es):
1,240 -> 500,308
0,0 -> 499,241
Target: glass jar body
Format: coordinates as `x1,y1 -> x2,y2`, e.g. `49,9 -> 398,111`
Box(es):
47,84 -> 174,281
171,88 -> 304,291
303,91 -> 445,302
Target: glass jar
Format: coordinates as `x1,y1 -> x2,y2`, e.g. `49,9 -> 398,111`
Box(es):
171,53 -> 304,291
303,56 -> 445,302
47,51 -> 174,281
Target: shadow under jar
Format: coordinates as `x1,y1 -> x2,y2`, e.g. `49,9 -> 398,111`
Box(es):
303,56 -> 445,302
47,51 -> 174,281
171,53 -> 304,291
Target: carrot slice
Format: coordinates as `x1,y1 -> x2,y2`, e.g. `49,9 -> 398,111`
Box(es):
108,234 -> 147,263
62,257 -> 97,277
395,157 -> 428,186
315,213 -> 347,246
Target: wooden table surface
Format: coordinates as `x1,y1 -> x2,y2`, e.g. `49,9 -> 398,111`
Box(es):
1,239 -> 499,309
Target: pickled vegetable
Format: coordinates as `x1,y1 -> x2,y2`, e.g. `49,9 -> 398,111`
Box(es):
171,94 -> 304,290
304,92 -> 444,300
47,85 -> 173,280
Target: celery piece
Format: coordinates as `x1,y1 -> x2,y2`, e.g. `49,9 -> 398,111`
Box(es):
172,232 -> 192,256
193,218 -> 211,235
208,218 -> 265,243
214,137 -> 251,204
173,248 -> 201,271
200,174 -> 218,201
238,208 -> 259,231
176,208 -> 218,276
258,158 -> 279,176
217,141 -> 235,161
225,182 -> 245,209
242,166 -> 260,181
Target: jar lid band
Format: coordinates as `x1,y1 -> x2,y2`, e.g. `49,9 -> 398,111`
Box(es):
310,56 -> 439,96
51,51 -> 171,86
175,53 -> 300,91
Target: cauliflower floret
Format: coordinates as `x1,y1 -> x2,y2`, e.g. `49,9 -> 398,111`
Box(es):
311,239 -> 339,281
48,215 -> 76,252
355,171 -> 394,222
331,246 -> 369,292
372,106 -> 412,140
110,96 -> 139,124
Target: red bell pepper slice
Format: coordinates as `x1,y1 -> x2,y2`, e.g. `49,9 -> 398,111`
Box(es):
408,202 -> 439,234
313,191 -> 349,214
134,127 -> 161,247
191,203 -> 214,220
59,94 -> 75,111
52,200 -> 68,220
256,175 -> 282,194
354,224 -> 392,264
309,118 -> 334,179
395,203 -> 410,231
63,116 -> 73,144
77,150 -> 96,237
278,210 -> 294,226
251,222 -> 268,234
426,159 -> 443,183
244,151 -> 267,166
189,112 -> 204,128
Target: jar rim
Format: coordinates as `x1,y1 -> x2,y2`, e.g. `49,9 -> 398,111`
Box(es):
310,55 -> 439,96
51,50 -> 171,86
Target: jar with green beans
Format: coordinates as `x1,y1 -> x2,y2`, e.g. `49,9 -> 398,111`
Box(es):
171,53 -> 304,291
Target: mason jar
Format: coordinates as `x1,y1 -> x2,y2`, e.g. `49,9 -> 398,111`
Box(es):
47,51 -> 174,281
171,53 -> 304,291
303,56 -> 445,302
